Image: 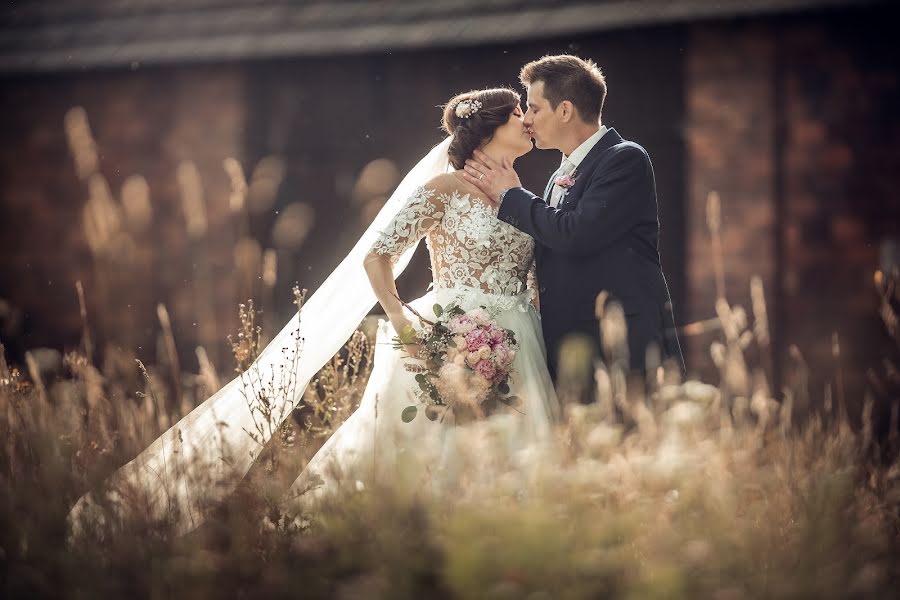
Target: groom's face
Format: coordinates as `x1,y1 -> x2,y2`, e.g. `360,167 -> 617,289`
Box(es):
524,81 -> 561,151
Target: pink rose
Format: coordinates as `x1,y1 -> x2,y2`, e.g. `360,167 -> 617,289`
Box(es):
488,326 -> 507,347
494,343 -> 515,368
475,359 -> 497,381
555,173 -> 577,188
466,329 -> 491,352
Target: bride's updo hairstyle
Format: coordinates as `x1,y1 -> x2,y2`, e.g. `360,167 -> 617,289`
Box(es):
442,88 -> 521,170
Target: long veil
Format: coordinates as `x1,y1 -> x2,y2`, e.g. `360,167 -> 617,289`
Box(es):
67,137 -> 453,539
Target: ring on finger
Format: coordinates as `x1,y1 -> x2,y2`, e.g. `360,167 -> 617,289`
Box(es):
478,173 -> 484,181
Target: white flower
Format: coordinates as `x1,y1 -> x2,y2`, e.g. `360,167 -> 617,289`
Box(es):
442,211 -> 461,232
449,263 -> 471,283
454,99 -> 483,119
468,307 -> 490,322
449,191 -> 471,210
452,333 -> 469,346
467,219 -> 495,244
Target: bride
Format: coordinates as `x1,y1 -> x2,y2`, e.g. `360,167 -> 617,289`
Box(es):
67,87 -> 560,539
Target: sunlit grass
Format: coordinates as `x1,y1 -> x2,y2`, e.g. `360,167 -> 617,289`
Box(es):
0,108 -> 897,598
3,265 -> 898,598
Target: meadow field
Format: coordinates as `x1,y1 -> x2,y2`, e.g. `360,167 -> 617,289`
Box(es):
1,112 -> 898,599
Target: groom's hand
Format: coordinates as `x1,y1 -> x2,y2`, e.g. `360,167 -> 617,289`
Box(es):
462,150 -> 521,207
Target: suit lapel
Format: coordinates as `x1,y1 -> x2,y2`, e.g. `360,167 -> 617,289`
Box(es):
558,128 -> 623,210
535,129 -> 624,267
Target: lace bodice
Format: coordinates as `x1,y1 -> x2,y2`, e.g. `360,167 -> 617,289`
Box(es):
369,186 -> 536,298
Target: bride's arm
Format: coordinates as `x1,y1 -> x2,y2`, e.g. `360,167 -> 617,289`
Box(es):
363,253 -> 411,334
363,183 -> 446,333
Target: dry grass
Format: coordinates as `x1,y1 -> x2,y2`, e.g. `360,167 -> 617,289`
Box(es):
3,266 -> 899,598
0,110 -> 897,598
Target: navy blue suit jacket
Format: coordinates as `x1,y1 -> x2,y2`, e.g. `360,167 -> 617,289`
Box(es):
498,128 -> 685,376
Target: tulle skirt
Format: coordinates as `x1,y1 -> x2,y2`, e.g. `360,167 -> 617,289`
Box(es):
280,285 -> 560,515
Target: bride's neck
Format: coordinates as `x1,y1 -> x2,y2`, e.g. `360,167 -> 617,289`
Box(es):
478,141 -> 514,166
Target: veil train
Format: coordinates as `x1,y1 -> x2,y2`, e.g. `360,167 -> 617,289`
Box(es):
67,137 -> 453,540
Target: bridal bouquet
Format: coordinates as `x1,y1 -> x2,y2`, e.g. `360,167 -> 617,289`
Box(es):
392,301 -> 522,424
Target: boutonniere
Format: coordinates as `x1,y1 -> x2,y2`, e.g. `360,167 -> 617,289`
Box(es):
554,170 -> 578,189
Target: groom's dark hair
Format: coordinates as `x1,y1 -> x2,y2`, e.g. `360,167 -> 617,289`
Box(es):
520,55 -> 607,124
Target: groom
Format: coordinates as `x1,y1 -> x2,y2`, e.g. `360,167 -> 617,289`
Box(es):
464,54 -> 685,386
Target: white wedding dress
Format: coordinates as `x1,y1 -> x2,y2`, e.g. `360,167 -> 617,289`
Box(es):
67,137 -> 559,540
280,183 -> 561,515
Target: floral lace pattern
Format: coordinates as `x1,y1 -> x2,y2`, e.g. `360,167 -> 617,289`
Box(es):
369,186 -> 535,299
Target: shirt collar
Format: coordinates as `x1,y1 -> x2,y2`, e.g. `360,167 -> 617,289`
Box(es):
561,125 -> 609,171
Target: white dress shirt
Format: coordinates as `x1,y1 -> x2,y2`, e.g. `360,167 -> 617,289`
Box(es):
548,125 -> 609,207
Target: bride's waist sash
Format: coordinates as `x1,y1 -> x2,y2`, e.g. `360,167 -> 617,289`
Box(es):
429,284 -> 534,316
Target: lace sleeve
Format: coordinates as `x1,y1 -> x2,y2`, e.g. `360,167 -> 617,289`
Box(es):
369,186 -> 444,264
526,258 -> 540,310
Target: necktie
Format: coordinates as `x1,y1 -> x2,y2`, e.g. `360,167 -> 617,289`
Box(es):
544,164 -> 565,204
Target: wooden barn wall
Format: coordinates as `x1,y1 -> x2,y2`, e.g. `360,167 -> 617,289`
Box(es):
685,6 -> 900,421
0,26 -> 686,371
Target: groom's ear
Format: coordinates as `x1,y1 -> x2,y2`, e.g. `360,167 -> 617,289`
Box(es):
558,100 -> 576,123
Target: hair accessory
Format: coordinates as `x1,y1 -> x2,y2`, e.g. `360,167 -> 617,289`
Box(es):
454,99 -> 483,119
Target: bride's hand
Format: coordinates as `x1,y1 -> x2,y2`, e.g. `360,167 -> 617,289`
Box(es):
390,315 -> 427,359
390,314 -> 414,338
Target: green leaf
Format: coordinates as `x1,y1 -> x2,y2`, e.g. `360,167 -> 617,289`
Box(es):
433,303 -> 444,317
401,406 -> 418,423
498,382 -> 510,395
398,324 -> 418,344
415,373 -> 427,385
500,395 -> 523,409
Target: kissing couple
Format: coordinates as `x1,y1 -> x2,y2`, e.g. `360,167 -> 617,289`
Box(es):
68,54 -> 685,540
